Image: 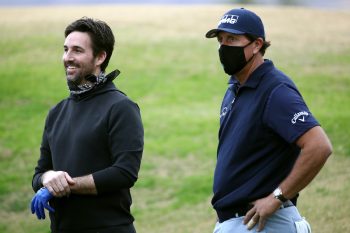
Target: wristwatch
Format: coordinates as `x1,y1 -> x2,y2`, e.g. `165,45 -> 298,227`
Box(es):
273,187 -> 288,202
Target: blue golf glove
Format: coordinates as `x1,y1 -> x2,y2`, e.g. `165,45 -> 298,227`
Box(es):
30,187 -> 55,219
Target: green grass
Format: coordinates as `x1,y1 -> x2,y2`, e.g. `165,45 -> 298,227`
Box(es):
0,4 -> 349,233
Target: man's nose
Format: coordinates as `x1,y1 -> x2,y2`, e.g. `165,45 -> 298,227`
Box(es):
63,51 -> 74,62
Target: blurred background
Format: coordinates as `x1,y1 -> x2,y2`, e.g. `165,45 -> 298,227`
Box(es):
0,1 -> 349,233
0,0 -> 350,8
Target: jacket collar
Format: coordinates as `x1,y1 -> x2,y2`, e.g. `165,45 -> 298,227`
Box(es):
69,69 -> 121,100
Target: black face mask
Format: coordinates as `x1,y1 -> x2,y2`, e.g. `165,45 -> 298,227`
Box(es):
218,41 -> 254,75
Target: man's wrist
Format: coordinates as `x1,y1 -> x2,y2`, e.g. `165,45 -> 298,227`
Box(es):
70,175 -> 97,195
273,187 -> 288,202
40,171 -> 49,186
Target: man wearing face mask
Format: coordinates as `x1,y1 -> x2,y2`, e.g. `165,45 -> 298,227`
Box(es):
30,17 -> 144,233
206,8 -> 332,233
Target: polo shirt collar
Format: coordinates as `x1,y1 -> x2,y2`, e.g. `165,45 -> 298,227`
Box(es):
228,59 -> 274,88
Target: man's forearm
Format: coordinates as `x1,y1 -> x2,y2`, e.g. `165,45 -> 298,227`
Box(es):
70,174 -> 98,195
280,149 -> 327,199
279,126 -> 332,199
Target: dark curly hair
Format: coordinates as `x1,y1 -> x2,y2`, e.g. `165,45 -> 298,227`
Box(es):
65,17 -> 115,72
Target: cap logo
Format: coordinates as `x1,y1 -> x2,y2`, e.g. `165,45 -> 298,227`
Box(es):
218,14 -> 239,26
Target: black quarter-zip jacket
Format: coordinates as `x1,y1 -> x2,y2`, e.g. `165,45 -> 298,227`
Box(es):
32,72 -> 144,233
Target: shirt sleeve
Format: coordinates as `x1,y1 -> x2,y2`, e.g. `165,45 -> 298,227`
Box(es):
32,114 -> 54,192
92,98 -> 144,194
263,83 -> 319,144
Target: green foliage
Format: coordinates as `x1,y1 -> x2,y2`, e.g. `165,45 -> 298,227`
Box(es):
0,5 -> 349,233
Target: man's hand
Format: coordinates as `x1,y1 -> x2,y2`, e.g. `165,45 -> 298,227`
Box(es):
30,187 -> 54,219
42,170 -> 75,197
243,194 -> 282,231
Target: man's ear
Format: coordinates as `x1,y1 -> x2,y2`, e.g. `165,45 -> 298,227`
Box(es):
95,51 -> 107,67
253,38 -> 264,54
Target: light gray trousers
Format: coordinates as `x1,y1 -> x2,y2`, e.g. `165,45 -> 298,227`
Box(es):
213,206 -> 311,233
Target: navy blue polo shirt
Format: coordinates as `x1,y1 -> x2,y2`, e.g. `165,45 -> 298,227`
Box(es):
212,60 -> 319,215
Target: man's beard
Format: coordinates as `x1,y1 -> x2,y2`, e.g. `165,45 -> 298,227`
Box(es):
66,73 -> 83,85
65,66 -> 97,95
64,59 -> 96,86
66,68 -> 94,86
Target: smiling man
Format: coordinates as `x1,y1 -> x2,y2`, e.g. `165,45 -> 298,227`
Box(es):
205,8 -> 332,233
31,17 -> 144,233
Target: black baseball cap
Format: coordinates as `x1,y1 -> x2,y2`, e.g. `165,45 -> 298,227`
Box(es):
205,8 -> 265,40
